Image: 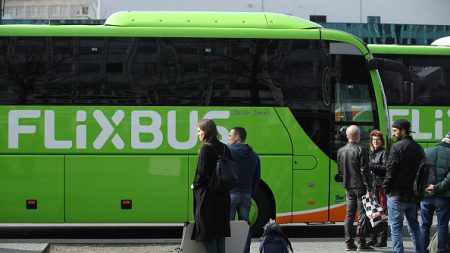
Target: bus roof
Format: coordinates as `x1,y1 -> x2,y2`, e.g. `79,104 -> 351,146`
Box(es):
368,44 -> 450,56
0,11 -> 371,55
0,11 -> 323,37
105,11 -> 322,29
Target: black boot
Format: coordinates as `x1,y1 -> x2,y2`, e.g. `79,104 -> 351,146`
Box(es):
374,222 -> 388,247
373,241 -> 387,247
366,236 -> 377,246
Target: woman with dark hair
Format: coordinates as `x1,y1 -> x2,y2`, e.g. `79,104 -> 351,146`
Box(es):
192,119 -> 232,253
367,129 -> 389,248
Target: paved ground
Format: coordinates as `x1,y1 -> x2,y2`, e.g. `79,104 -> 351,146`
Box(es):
0,219 -> 440,253
47,239 -> 415,253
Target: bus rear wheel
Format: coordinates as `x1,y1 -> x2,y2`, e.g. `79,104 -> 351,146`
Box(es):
249,186 -> 273,237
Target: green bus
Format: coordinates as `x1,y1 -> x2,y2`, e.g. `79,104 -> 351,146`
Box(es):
369,44 -> 450,147
0,11 -> 388,234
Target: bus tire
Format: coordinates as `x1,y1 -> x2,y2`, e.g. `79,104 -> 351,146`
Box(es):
250,186 -> 273,237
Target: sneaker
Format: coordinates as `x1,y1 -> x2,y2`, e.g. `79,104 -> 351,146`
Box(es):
357,244 -> 374,251
346,243 -> 357,251
373,241 -> 387,247
366,240 -> 377,246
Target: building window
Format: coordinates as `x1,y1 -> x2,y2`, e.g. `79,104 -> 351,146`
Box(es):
37,6 -> 46,17
82,6 -> 89,15
71,6 -> 81,16
4,7 -> 13,17
310,15 -> 327,23
49,6 -> 58,17
14,7 -> 23,17
367,16 -> 381,23
27,7 -> 36,17
60,6 -> 68,17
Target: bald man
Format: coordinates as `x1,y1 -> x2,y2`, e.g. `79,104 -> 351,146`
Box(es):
337,125 -> 372,251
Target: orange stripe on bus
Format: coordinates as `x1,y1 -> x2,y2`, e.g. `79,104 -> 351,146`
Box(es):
276,204 -> 347,224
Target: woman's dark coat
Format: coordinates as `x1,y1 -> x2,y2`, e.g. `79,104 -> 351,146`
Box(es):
192,138 -> 231,241
369,148 -> 387,188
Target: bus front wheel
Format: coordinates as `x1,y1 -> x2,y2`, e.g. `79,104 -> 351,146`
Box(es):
249,186 -> 273,237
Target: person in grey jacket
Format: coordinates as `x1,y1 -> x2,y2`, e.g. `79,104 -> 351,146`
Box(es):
420,131 -> 450,253
367,129 -> 388,248
337,125 -> 372,251
227,127 -> 260,253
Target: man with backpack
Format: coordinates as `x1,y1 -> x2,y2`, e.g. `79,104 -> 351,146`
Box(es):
420,131 -> 450,253
228,127 -> 261,253
382,119 -> 425,253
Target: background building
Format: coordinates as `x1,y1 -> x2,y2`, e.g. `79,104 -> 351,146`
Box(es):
2,0 -> 99,19
2,0 -> 450,25
99,0 -> 450,25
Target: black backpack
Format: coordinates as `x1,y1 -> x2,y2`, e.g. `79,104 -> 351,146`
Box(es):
206,144 -> 238,192
259,221 -> 293,253
413,150 -> 436,199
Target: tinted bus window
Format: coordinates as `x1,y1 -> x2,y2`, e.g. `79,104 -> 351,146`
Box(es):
409,56 -> 450,106
376,54 -> 450,106
0,37 -> 377,156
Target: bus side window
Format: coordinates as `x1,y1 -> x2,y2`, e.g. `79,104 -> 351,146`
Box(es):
410,66 -> 448,106
409,56 -> 450,106
381,70 -> 404,105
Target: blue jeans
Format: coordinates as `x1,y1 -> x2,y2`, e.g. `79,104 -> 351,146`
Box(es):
387,196 -> 424,253
230,192 -> 252,253
420,196 -> 450,253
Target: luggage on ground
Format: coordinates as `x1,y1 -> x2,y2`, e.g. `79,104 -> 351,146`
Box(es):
259,221 -> 293,253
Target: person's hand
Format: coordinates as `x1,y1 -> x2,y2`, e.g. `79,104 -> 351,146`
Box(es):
426,184 -> 436,195
366,191 -> 372,198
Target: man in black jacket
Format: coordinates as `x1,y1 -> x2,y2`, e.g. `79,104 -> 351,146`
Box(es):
382,119 -> 424,253
337,125 -> 372,251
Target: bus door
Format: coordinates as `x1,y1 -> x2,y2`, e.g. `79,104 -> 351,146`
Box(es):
327,46 -> 379,222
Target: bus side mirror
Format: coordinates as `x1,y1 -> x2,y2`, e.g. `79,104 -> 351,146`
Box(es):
367,58 -> 413,83
368,58 -> 414,104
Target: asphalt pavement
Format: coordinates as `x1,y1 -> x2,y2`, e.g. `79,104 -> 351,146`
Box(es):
0,215 -> 443,253
46,238 -> 416,253
0,221 -> 431,253
0,239 -> 416,253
